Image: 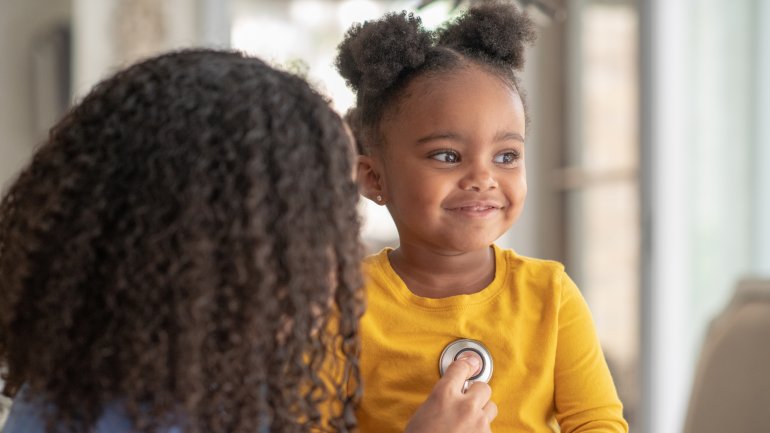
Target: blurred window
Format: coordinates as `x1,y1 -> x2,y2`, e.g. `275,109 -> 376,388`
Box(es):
564,0 -> 640,428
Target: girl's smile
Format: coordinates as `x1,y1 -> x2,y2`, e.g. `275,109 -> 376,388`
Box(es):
443,198 -> 506,218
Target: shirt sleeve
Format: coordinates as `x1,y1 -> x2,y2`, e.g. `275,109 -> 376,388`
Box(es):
553,270 -> 629,433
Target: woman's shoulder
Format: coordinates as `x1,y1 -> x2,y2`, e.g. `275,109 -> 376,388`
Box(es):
1,388 -> 182,433
2,391 -> 47,433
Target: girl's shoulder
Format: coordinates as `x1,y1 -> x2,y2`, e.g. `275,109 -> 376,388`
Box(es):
361,247 -> 393,276
363,248 -> 390,265
493,244 -> 566,277
493,244 -> 580,303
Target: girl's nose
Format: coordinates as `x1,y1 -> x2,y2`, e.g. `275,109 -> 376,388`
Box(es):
458,164 -> 498,191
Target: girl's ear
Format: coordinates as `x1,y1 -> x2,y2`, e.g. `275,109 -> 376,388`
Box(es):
357,155 -> 387,205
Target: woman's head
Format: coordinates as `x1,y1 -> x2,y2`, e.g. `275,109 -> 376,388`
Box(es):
0,49 -> 363,433
336,2 -> 536,253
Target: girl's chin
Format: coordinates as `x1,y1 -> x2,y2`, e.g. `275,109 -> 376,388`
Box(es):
435,238 -> 500,254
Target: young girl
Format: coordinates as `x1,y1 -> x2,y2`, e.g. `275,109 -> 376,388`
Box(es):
0,49 -> 493,433
336,3 -> 628,433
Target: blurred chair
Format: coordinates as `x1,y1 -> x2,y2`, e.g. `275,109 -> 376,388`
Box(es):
683,278 -> 770,433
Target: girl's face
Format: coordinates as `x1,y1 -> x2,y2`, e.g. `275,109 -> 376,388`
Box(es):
360,65 -> 527,253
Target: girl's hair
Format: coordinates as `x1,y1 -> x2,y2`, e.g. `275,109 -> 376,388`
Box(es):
0,49 -> 363,433
335,1 -> 537,155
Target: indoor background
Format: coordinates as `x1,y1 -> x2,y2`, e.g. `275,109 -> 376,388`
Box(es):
1,1 -> 768,433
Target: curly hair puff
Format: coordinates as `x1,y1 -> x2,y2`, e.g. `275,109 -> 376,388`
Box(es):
335,1 -> 537,154
0,49 -> 364,433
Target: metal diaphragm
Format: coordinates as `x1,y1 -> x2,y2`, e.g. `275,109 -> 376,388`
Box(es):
439,338 -> 494,385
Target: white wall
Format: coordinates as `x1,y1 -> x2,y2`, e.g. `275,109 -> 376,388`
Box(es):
0,0 -> 72,190
1,0 -> 231,191
643,1 -> 769,433
755,0 -> 770,274
72,0 -> 230,100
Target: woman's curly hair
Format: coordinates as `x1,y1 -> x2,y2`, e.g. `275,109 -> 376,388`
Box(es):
0,49 -> 364,433
335,1 -> 537,154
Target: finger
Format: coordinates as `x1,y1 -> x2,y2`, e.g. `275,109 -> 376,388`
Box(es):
434,358 -> 478,395
464,380 -> 492,405
435,357 -> 481,394
483,400 -> 498,422
455,350 -> 483,376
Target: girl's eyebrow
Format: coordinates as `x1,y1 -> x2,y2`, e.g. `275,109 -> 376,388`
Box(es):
416,132 -> 462,144
416,131 -> 525,145
495,131 -> 525,142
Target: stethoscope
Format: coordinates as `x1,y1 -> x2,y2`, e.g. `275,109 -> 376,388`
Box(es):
439,338 -> 493,392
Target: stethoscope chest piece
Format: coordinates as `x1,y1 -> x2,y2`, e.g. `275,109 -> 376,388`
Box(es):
438,338 -> 493,384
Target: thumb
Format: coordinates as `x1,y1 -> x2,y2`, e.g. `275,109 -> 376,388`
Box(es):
441,353 -> 482,389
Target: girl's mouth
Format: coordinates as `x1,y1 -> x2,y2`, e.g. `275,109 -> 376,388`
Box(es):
457,205 -> 497,211
446,204 -> 502,217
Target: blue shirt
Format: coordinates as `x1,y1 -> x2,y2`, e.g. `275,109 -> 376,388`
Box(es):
2,389 -> 181,433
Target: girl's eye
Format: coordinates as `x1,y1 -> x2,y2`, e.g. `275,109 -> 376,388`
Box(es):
493,150 -> 521,165
429,150 -> 460,163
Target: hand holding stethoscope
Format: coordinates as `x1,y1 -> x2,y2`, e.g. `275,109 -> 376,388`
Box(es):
405,344 -> 498,433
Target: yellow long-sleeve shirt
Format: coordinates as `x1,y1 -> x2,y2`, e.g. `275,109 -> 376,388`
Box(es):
357,245 -> 628,433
